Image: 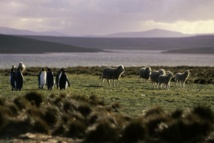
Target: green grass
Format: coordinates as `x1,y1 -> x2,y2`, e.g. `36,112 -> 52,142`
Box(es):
0,67 -> 214,142
1,73 -> 213,116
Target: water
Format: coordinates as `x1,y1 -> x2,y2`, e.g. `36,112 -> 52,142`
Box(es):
0,50 -> 213,69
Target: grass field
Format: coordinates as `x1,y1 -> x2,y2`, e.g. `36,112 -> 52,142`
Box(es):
1,66 -> 214,115
0,67 -> 214,142
1,73 -> 213,116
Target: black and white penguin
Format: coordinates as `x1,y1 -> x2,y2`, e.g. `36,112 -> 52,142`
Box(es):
38,68 -> 47,89
15,68 -> 24,90
18,62 -> 26,73
10,65 -> 16,90
58,69 -> 70,90
56,68 -> 63,89
46,68 -> 54,90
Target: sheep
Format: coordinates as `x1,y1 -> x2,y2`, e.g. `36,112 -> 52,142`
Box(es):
175,70 -> 190,87
150,69 -> 166,88
18,62 -> 26,73
101,65 -> 125,86
158,71 -> 174,89
139,67 -> 151,82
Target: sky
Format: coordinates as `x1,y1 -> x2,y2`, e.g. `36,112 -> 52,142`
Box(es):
1,0 -> 214,36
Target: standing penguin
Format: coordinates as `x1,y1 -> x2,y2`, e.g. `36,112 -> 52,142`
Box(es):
58,69 -> 70,90
15,68 -> 24,90
10,65 -> 17,90
18,62 -> 26,73
38,68 -> 47,89
46,68 -> 54,90
56,69 -> 61,89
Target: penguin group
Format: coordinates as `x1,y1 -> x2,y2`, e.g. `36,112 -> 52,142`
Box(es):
10,62 -> 70,91
10,62 -> 26,91
38,68 -> 70,90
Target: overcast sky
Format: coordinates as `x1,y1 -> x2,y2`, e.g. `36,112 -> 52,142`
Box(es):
1,0 -> 214,35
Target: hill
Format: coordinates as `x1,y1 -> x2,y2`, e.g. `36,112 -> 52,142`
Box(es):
23,35 -> 214,54
0,27 -> 66,36
104,29 -> 189,38
164,47 -> 214,54
0,34 -> 103,54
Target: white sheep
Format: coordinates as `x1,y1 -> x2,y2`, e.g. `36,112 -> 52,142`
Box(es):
175,70 -> 190,87
158,71 -> 174,89
139,67 -> 151,82
101,65 -> 125,86
150,69 -> 166,88
18,62 -> 26,72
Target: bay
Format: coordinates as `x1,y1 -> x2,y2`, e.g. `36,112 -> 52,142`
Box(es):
0,50 -> 213,69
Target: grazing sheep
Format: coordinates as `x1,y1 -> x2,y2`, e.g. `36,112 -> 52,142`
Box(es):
38,68 -> 47,89
150,69 -> 166,88
101,65 -> 125,86
158,71 -> 174,89
175,70 -> 190,87
139,67 -> 151,82
18,62 -> 26,72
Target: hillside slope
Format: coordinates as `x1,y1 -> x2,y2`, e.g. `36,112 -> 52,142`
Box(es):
24,35 -> 214,53
0,34 -> 102,53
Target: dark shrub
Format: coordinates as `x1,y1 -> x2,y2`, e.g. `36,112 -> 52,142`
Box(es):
160,118 -> 212,143
25,92 -> 43,107
78,103 -> 92,117
52,123 -> 67,136
89,95 -> 105,106
63,101 -> 75,113
43,106 -> 59,127
14,96 -> 30,110
121,119 -> 146,143
7,104 -> 19,117
192,106 -> 214,122
171,109 -> 183,119
0,117 -> 31,137
0,97 -> 6,106
143,106 -> 166,118
85,121 -> 119,142
33,118 -> 50,134
66,119 -> 86,138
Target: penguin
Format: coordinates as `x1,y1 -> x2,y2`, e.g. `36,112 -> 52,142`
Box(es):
56,69 -> 61,89
15,68 -> 24,91
10,65 -> 16,90
46,68 -> 54,90
18,62 -> 26,73
58,69 -> 70,90
38,68 -> 47,89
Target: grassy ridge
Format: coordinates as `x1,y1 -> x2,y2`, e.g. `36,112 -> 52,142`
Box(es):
0,66 -> 213,142
0,34 -> 103,53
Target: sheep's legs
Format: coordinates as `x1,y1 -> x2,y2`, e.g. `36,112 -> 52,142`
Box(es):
114,79 -> 119,86
101,79 -> 105,85
107,79 -> 111,86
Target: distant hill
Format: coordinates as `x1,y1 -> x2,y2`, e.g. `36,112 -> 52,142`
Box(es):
0,34 -> 102,53
104,29 -> 190,38
23,35 -> 214,54
164,47 -> 214,54
0,27 -> 67,36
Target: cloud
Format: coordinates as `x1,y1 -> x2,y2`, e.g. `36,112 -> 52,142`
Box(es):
0,0 -> 214,35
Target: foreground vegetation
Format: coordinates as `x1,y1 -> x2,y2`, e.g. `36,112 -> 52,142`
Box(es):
0,66 -> 213,142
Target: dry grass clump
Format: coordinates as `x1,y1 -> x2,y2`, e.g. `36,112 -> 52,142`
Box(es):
0,92 -> 213,142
